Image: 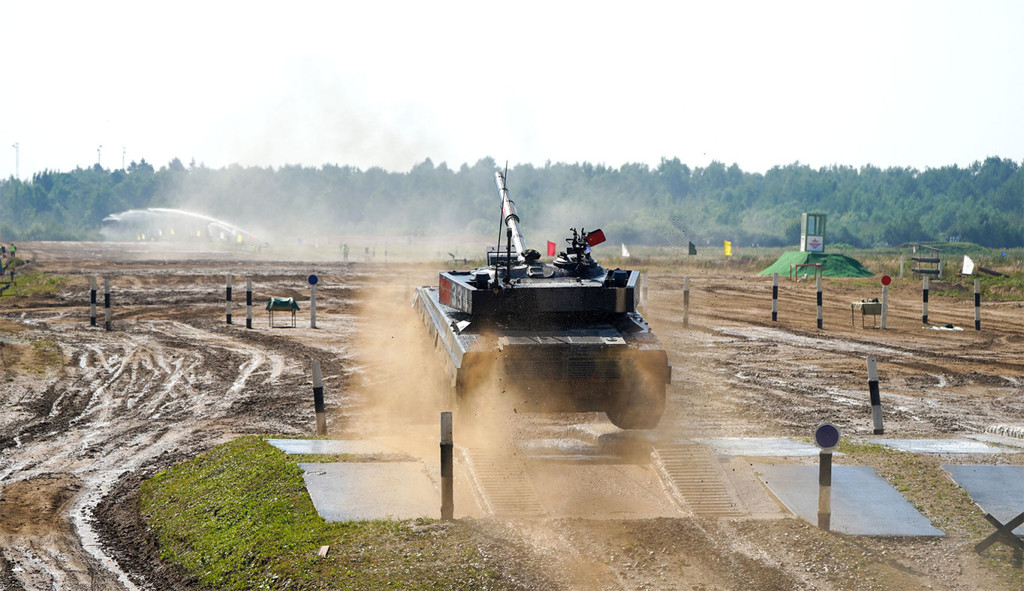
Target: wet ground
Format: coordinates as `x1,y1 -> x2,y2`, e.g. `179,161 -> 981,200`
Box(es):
0,241 -> 1022,590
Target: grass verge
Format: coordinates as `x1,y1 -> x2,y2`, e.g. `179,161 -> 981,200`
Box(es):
139,436 -> 544,590
2,270 -> 65,298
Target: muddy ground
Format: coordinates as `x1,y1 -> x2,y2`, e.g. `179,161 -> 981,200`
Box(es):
0,241 -> 1022,590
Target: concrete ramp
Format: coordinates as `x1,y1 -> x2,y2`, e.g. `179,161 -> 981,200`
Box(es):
943,465 -> 1024,535
653,445 -> 743,517
299,462 -> 439,521
755,464 -> 944,536
266,438 -> 401,456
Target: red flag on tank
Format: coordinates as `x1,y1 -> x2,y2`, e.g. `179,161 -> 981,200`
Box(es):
586,229 -> 606,247
547,240 -> 556,256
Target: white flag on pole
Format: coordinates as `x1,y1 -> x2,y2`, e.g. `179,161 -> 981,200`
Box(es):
621,243 -> 630,257
962,255 -> 975,275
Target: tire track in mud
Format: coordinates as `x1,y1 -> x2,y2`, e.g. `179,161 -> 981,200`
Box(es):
0,314 -> 337,590
647,277 -> 1024,439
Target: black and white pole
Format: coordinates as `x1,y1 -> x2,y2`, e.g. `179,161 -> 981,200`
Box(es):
922,276 -> 929,324
245,276 -> 253,329
974,278 -> 981,331
103,278 -> 111,331
89,275 -> 97,327
683,276 -> 690,326
814,422 -> 841,531
816,274 -> 823,329
440,411 -> 454,520
771,273 -> 779,322
312,360 -> 327,436
308,274 -> 319,329
225,275 -> 233,324
867,356 -> 884,434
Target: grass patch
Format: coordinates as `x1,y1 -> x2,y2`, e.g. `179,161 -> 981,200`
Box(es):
2,271 -> 66,298
139,436 -> 542,590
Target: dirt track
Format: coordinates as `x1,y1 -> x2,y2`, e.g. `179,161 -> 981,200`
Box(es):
0,241 -> 1022,590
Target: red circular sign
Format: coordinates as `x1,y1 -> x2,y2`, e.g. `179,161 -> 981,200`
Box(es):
881,275 -> 892,286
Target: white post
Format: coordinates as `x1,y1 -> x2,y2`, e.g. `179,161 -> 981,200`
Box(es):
771,273 -> 779,322
225,275 -> 233,325
312,360 -> 326,436
310,283 -> 317,329
868,356 -> 883,434
90,275 -> 97,327
816,274 -> 823,329
974,278 -> 981,331
683,276 -> 690,326
441,411 -> 454,520
818,451 -> 832,530
899,255 -> 904,279
103,278 -> 111,331
880,284 -> 888,330
246,277 -> 253,329
922,276 -> 929,325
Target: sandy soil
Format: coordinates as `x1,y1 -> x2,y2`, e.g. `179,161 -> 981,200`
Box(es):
0,241 -> 1022,590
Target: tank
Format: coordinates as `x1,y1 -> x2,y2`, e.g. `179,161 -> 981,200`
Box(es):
413,171 -> 671,429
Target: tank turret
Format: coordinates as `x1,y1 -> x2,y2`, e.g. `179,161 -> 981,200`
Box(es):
414,170 -> 670,429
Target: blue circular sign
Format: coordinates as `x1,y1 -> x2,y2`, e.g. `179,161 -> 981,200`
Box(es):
814,422 -> 841,450
307,274 -> 319,285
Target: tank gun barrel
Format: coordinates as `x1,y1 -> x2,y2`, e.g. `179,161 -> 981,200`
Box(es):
495,171 -> 527,262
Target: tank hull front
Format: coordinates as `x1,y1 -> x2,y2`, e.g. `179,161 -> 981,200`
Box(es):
414,286 -> 670,429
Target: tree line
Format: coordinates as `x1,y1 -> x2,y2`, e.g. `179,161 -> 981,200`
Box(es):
1,155 -> 1021,248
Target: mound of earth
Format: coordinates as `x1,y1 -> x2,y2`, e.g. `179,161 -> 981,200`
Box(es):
759,251 -> 874,277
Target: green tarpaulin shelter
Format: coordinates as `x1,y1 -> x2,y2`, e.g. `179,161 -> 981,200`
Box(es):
760,251 -> 873,278
266,297 -> 300,311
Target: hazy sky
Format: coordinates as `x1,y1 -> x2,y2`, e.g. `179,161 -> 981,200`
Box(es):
2,1 -> 1022,180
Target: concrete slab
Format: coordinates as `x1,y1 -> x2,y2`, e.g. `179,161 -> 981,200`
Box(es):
967,434 -> 1024,449
754,464 -> 944,536
266,438 -> 399,456
943,465 -> 1024,535
699,437 -> 825,457
867,438 -> 1018,454
299,462 -> 439,521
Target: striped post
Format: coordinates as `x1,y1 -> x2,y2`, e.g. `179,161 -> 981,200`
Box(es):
683,277 -> 690,326
771,273 -> 779,321
868,356 -> 884,434
89,276 -> 97,327
245,277 -> 253,329
103,278 -> 111,331
922,276 -> 929,324
816,274 -> 823,329
225,275 -> 233,324
312,360 -> 327,436
880,284 -> 888,330
974,278 -> 981,331
441,411 -> 454,520
818,451 -> 832,530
